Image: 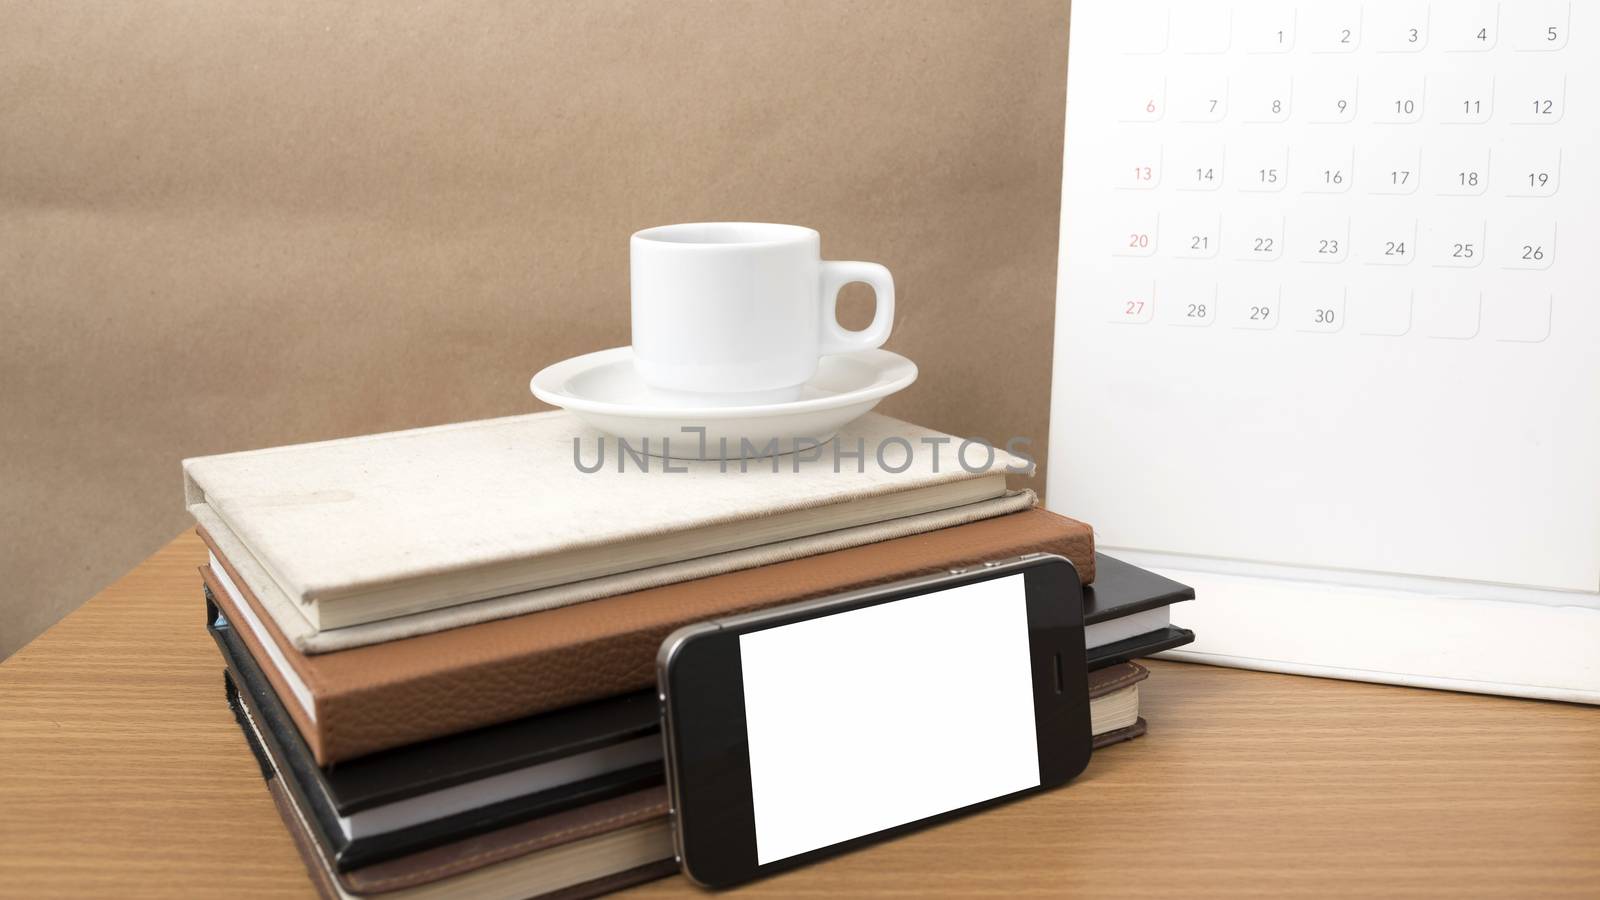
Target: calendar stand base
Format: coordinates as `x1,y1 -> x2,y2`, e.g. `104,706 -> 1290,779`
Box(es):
1110,550 -> 1600,705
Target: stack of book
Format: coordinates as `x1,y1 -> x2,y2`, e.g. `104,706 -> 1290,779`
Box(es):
186,411 -> 1194,899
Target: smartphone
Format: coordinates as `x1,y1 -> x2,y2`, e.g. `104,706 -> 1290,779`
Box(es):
657,554 -> 1089,888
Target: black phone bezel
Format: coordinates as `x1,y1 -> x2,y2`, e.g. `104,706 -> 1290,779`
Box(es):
658,555 -> 1090,889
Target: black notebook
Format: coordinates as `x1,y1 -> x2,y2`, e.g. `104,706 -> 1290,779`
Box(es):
208,600 -> 663,871
1084,553 -> 1196,668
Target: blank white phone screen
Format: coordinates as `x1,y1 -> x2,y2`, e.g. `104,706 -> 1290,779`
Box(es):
738,573 -> 1040,865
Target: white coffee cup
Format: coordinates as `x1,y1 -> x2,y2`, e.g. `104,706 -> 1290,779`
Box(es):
630,222 -> 894,403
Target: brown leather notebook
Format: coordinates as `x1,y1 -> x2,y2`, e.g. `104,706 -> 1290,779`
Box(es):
255,663 -> 1147,898
202,507 -> 1094,765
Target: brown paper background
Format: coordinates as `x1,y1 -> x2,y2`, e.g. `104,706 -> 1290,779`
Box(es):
0,1 -> 1070,658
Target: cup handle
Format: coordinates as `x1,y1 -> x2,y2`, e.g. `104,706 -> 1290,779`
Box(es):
818,260 -> 895,355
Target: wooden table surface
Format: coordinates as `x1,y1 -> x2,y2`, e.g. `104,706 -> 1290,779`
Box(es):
2,533 -> 1597,898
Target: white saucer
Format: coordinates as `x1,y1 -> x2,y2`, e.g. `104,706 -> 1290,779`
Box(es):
530,347 -> 917,459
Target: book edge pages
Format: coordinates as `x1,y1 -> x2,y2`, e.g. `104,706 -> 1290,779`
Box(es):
209,559 -> 319,722
241,490 -> 1038,654
195,502 -> 320,640
1088,683 -> 1139,736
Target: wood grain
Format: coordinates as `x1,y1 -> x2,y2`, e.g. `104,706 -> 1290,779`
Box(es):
2,533 -> 1597,898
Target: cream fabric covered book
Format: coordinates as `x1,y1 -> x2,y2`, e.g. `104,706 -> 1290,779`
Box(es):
184,411 -> 1028,644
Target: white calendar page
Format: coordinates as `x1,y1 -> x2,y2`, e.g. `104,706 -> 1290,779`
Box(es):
1049,1 -> 1600,595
